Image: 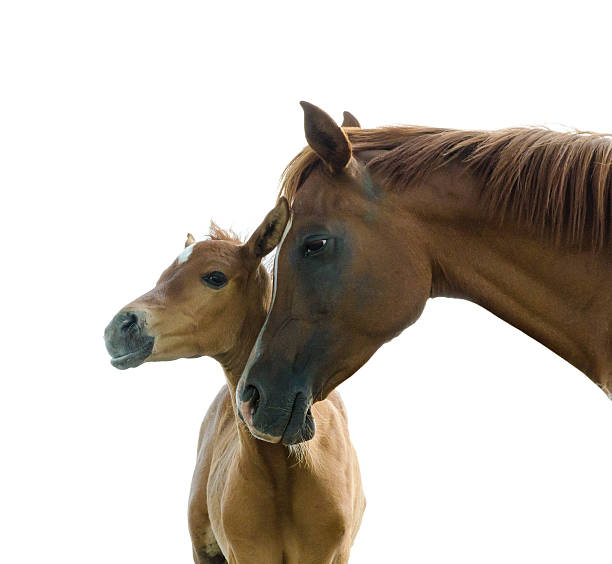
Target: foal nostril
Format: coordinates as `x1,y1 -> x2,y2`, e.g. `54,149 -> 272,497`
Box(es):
120,312 -> 139,334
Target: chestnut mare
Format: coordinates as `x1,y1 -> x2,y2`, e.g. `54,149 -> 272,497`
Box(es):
104,201 -> 365,563
237,102 -> 612,444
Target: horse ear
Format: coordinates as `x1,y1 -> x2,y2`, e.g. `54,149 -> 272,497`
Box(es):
341,111 -> 361,128
300,101 -> 352,173
244,198 -> 290,261
185,233 -> 195,247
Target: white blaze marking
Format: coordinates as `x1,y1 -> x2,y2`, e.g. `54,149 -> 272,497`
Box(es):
177,243 -> 195,264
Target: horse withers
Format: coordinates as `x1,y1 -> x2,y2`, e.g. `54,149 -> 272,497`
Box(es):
104,200 -> 365,563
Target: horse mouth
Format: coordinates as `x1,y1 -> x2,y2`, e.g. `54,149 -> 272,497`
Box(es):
280,393 -> 316,445
110,340 -> 154,370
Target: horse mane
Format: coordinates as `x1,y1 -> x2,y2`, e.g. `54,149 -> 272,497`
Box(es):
280,126 -> 612,249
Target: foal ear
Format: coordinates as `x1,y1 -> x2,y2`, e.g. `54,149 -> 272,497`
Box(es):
244,198 -> 290,261
341,111 -> 361,128
185,233 -> 195,247
300,101 -> 352,173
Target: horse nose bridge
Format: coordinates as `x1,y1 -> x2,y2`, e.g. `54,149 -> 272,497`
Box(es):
239,351 -> 294,402
266,314 -> 300,344
258,316 -> 307,366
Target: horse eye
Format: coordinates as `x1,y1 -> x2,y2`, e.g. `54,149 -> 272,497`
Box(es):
304,239 -> 328,257
201,271 -> 228,289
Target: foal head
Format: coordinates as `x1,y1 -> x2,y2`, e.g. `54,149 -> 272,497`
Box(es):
104,200 -> 289,371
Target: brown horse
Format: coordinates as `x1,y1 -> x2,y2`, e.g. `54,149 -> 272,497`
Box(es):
104,200 -> 365,563
237,102 -> 612,444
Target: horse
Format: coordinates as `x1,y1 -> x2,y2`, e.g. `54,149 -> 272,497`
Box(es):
236,101 -> 612,445
104,200 -> 365,563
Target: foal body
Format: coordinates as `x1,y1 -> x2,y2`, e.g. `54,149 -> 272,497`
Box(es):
190,366 -> 362,563
104,201 -> 364,564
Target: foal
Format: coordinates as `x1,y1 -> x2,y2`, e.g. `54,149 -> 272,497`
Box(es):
104,200 -> 365,564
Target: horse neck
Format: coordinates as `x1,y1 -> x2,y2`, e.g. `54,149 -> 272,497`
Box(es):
401,169 -> 612,391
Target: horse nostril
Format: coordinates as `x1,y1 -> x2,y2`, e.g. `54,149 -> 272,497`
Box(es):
242,385 -> 260,416
120,312 -> 139,334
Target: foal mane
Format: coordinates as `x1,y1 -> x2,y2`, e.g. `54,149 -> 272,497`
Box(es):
207,221 -> 242,243
280,126 -> 612,249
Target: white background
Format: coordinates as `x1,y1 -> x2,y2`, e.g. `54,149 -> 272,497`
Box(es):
2,1 -> 612,562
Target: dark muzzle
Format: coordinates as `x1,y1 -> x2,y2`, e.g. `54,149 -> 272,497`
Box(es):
104,310 -> 154,370
237,380 -> 315,445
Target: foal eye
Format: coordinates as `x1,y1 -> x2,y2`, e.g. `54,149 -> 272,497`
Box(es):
304,239 -> 328,257
201,271 -> 228,289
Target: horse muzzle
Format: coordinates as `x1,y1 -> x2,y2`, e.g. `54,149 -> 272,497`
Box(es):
237,382 -> 316,445
104,310 -> 154,370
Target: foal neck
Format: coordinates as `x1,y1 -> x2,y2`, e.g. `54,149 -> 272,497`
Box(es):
215,265 -> 271,389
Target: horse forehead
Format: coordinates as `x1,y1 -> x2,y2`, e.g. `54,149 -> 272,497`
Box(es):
293,178 -> 364,217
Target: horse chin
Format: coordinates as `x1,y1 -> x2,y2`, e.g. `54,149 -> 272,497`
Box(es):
110,339 -> 154,370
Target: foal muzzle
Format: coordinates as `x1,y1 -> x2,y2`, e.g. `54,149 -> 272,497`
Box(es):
104,310 -> 154,370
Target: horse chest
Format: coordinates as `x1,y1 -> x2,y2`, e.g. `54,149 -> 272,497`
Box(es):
212,466 -> 350,562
